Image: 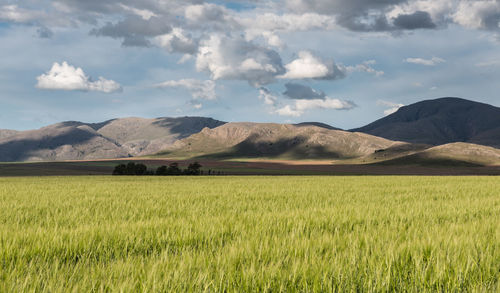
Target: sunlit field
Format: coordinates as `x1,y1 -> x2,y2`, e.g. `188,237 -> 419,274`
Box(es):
0,176 -> 499,292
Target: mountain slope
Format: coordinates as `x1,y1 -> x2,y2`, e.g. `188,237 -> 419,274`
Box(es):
0,117 -> 226,162
0,129 -> 19,140
159,122 -> 404,160
0,122 -> 128,162
96,117 -> 225,156
374,142 -> 500,166
352,97 -> 500,147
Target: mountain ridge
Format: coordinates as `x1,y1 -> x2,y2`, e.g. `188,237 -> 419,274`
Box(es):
0,97 -> 499,163
352,97 -> 500,147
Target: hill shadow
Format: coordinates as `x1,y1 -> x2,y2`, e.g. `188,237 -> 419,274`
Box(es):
152,117 -> 226,138
370,153 -> 483,167
194,134 -> 343,160
0,127 -> 120,162
294,122 -> 341,130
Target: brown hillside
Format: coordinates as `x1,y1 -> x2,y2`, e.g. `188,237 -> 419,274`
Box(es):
160,122 -> 404,160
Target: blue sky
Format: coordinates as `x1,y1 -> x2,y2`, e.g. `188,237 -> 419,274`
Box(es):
1,0 -> 500,130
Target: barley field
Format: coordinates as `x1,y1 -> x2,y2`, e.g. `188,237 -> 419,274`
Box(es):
0,176 -> 499,292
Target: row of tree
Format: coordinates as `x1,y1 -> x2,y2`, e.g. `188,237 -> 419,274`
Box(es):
112,162 -> 224,176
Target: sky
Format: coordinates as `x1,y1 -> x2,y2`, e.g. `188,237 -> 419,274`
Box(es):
1,0 -> 500,130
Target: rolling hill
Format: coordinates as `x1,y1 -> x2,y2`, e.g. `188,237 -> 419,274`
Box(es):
95,117 -> 225,156
0,117 -> 225,162
374,142 -> 500,167
159,122 -> 405,160
0,129 -> 19,140
352,97 -> 500,147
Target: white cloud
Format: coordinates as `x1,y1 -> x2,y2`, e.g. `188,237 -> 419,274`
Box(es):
404,57 -> 446,66
36,62 -> 122,93
260,31 -> 285,48
241,13 -> 336,33
155,79 -> 216,100
258,87 -> 278,106
344,60 -> 385,76
154,27 -> 198,55
0,5 -> 44,23
377,100 -> 405,116
279,51 -> 345,80
241,13 -> 335,47
276,98 -> 356,117
275,104 -> 303,117
295,98 -> 356,111
453,1 -> 500,30
195,34 -> 284,87
178,54 -> 193,64
475,59 -> 500,67
184,3 -> 237,30
119,4 -> 158,20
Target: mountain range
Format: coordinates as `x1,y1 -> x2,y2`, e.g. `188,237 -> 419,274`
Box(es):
1,97 -> 499,165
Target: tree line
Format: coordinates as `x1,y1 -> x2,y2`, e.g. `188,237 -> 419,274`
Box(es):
112,162 -> 225,176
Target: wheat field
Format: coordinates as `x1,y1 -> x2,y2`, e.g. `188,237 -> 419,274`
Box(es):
0,176 -> 499,292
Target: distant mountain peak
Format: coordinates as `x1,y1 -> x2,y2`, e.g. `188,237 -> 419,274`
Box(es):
353,97 -> 500,147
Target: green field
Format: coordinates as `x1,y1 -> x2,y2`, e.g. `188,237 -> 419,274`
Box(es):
0,176 -> 499,292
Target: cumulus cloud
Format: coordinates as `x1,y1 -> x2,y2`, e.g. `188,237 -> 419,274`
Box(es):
279,51 -> 345,80
275,82 -> 355,116
36,62 -> 122,93
196,34 -> 285,87
405,57 -> 446,66
155,79 -> 216,100
275,105 -> 303,117
453,1 -> 500,30
185,3 -> 235,25
377,100 -> 405,116
154,27 -> 198,55
276,98 -> 356,117
90,15 -> 172,47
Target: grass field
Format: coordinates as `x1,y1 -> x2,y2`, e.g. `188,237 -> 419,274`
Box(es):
0,176 -> 499,292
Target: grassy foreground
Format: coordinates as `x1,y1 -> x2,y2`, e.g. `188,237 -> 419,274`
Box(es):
0,176 -> 499,292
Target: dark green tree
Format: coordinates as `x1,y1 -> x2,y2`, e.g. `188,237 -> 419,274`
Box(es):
126,162 -> 137,175
156,165 -> 168,176
168,162 -> 182,175
185,162 -> 202,175
112,164 -> 127,175
134,163 -> 147,175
